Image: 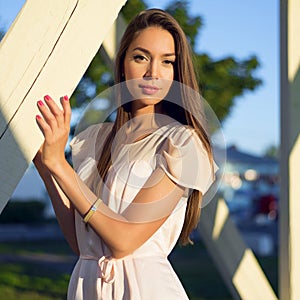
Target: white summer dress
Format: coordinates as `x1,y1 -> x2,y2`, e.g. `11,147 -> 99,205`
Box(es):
68,122 -> 215,300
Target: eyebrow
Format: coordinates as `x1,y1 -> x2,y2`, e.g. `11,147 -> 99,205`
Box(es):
132,47 -> 175,57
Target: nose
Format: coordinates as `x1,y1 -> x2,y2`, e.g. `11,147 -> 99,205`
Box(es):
144,61 -> 159,80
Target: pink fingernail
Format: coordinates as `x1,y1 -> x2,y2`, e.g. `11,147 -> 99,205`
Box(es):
63,95 -> 69,101
36,115 -> 42,120
44,95 -> 51,101
37,100 -> 44,106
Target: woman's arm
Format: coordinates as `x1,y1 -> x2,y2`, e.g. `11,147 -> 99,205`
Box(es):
35,95 -> 184,258
33,149 -> 79,255
49,160 -> 184,258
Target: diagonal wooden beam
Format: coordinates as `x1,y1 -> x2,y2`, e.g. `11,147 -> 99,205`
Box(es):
0,0 -> 127,212
101,13 -> 126,69
198,198 -> 277,300
0,0 -> 77,136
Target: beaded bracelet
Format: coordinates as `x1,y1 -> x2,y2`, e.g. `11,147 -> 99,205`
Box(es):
83,198 -> 102,224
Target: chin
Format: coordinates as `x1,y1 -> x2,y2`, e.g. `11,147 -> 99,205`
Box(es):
133,97 -> 163,107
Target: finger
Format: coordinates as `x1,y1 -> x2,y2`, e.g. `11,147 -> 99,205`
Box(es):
61,95 -> 71,128
35,114 -> 52,140
37,100 -> 56,127
37,100 -> 58,129
44,95 -> 65,128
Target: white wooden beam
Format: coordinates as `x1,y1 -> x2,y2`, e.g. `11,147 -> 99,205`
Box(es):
280,0 -> 300,299
198,198 -> 277,300
101,13 -> 126,69
0,0 -> 77,135
0,0 -> 127,213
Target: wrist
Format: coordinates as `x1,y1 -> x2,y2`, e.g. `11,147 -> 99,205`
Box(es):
33,155 -> 51,178
45,158 -> 69,175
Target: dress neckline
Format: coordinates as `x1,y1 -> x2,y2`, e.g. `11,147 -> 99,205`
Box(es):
120,122 -> 179,146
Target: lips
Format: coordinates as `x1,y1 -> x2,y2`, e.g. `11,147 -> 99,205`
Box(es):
139,84 -> 160,95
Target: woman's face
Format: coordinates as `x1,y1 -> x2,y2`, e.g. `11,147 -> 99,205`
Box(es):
123,26 -> 175,110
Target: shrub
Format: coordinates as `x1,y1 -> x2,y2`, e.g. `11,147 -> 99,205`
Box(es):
0,200 -> 46,224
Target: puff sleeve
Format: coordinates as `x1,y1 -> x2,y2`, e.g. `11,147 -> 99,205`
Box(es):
158,126 -> 217,195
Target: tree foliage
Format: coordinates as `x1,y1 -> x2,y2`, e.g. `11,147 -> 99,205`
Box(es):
0,18 -> 5,41
164,1 -> 202,49
263,145 -> 279,159
197,54 -> 261,120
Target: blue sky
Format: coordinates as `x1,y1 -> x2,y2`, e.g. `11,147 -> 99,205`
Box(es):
0,0 -> 279,155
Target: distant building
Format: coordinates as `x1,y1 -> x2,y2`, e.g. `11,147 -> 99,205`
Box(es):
219,146 -> 279,222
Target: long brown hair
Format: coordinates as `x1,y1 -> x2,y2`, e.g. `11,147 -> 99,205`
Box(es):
97,9 -> 213,245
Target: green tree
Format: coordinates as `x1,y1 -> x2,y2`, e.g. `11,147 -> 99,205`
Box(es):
0,19 -> 5,41
71,0 -> 262,124
165,1 -> 261,121
263,145 -> 279,159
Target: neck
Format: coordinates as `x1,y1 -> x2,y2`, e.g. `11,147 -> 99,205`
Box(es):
120,103 -> 172,144
131,101 -> 163,117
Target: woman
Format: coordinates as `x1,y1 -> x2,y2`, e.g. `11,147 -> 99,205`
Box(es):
34,9 -> 217,300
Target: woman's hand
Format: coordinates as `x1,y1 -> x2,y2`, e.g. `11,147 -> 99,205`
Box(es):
35,95 -> 71,171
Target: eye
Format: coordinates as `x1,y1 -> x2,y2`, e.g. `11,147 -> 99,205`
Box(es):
133,55 -> 147,62
163,59 -> 175,65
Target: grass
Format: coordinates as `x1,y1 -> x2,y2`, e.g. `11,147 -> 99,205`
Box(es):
0,238 -> 278,300
0,263 -> 70,300
0,239 -> 72,256
0,239 -> 72,300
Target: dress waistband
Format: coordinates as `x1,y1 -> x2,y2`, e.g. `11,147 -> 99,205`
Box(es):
80,255 -> 117,283
80,252 -> 167,284
79,253 -> 167,299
